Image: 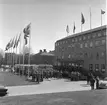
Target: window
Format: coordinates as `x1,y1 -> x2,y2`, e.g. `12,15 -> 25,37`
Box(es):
75,38 -> 77,42
85,42 -> 88,47
79,37 -> 82,41
62,55 -> 64,59
68,54 -> 71,58
88,35 -> 91,39
101,52 -> 105,57
63,41 -> 65,44
103,30 -> 106,36
72,39 -> 74,42
90,42 -> 93,47
92,33 -> 96,38
95,40 -> 100,46
102,39 -> 105,45
95,64 -> 99,71
97,32 -> 101,37
84,52 -> 88,58
96,52 -> 99,60
89,64 -> 93,71
80,43 -> 83,48
55,43 -> 57,46
83,36 -> 86,40
101,64 -> 105,72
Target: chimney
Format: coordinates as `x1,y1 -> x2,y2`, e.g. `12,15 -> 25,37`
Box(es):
43,49 -> 47,52
39,50 -> 42,53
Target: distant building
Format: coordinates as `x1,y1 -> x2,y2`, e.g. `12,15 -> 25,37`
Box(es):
55,25 -> 107,77
31,49 -> 55,65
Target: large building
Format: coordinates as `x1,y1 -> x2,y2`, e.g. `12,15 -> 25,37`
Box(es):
55,25 -> 107,77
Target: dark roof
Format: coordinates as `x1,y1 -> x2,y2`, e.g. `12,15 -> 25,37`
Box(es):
56,25 -> 107,43
40,52 -> 54,56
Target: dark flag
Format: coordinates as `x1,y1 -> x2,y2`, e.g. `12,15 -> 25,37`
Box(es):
101,9 -> 105,14
73,22 -> 76,33
81,13 -> 85,24
16,34 -> 21,47
10,37 -> 15,48
13,35 -> 18,48
66,25 -> 69,33
5,40 -> 11,51
23,23 -> 31,45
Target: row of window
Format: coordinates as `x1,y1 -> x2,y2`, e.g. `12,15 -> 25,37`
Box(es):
56,39 -> 105,51
57,51 -> 105,59
56,30 -> 106,46
89,64 -> 105,72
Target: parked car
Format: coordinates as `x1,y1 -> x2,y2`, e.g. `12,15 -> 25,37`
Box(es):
99,77 -> 107,89
0,85 -> 8,97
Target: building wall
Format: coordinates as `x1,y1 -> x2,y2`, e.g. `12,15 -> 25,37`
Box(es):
55,25 -> 107,76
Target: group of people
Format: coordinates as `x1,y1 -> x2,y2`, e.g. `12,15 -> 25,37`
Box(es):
87,73 -> 100,90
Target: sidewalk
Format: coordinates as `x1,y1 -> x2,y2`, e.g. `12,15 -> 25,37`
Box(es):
6,79 -> 91,97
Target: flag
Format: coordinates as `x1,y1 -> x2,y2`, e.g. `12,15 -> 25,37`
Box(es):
15,34 -> 21,47
5,40 -> 11,51
66,25 -> 69,33
73,22 -> 76,33
101,9 -> 105,14
10,37 -> 15,48
13,35 -> 18,48
23,23 -> 31,45
81,13 -> 85,24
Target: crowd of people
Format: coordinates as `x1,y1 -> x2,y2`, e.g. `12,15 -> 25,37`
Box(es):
2,65 -> 101,90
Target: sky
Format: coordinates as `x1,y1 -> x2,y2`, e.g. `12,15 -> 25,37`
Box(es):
0,0 -> 106,54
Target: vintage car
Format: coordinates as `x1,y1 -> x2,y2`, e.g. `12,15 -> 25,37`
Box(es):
99,77 -> 107,89
0,85 -> 8,96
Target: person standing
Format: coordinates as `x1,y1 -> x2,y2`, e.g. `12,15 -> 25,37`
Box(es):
90,75 -> 95,90
96,76 -> 100,89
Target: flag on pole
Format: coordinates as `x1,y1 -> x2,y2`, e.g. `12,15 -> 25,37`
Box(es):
73,22 -> 76,33
66,25 -> 69,33
5,39 -> 12,51
10,37 -> 15,48
81,13 -> 85,24
15,34 -> 21,48
23,23 -> 31,45
13,35 -> 18,48
101,9 -> 105,14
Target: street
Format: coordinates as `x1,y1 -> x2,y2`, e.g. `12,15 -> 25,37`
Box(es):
0,89 -> 107,105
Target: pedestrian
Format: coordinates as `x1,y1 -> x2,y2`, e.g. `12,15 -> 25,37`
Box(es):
90,75 -> 95,90
87,73 -> 91,85
96,76 -> 100,89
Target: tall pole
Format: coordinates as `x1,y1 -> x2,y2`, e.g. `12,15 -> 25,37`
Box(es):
81,22 -> 82,32
101,11 -> 102,26
90,7 -> 92,29
28,24 -> 31,78
23,37 -> 25,76
13,47 -> 14,72
19,33 -> 21,75
11,47 -> 12,68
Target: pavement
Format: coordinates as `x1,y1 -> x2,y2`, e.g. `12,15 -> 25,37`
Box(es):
5,79 -> 91,97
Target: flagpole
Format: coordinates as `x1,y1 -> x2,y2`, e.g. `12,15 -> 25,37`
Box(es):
28,23 -> 31,78
13,47 -> 14,73
81,22 -> 82,32
11,47 -> 12,67
19,33 -> 21,75
101,11 -> 102,26
90,7 -> 92,29
23,36 -> 25,76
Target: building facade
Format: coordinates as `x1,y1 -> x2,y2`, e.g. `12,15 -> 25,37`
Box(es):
31,49 -> 55,65
55,25 -> 107,77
